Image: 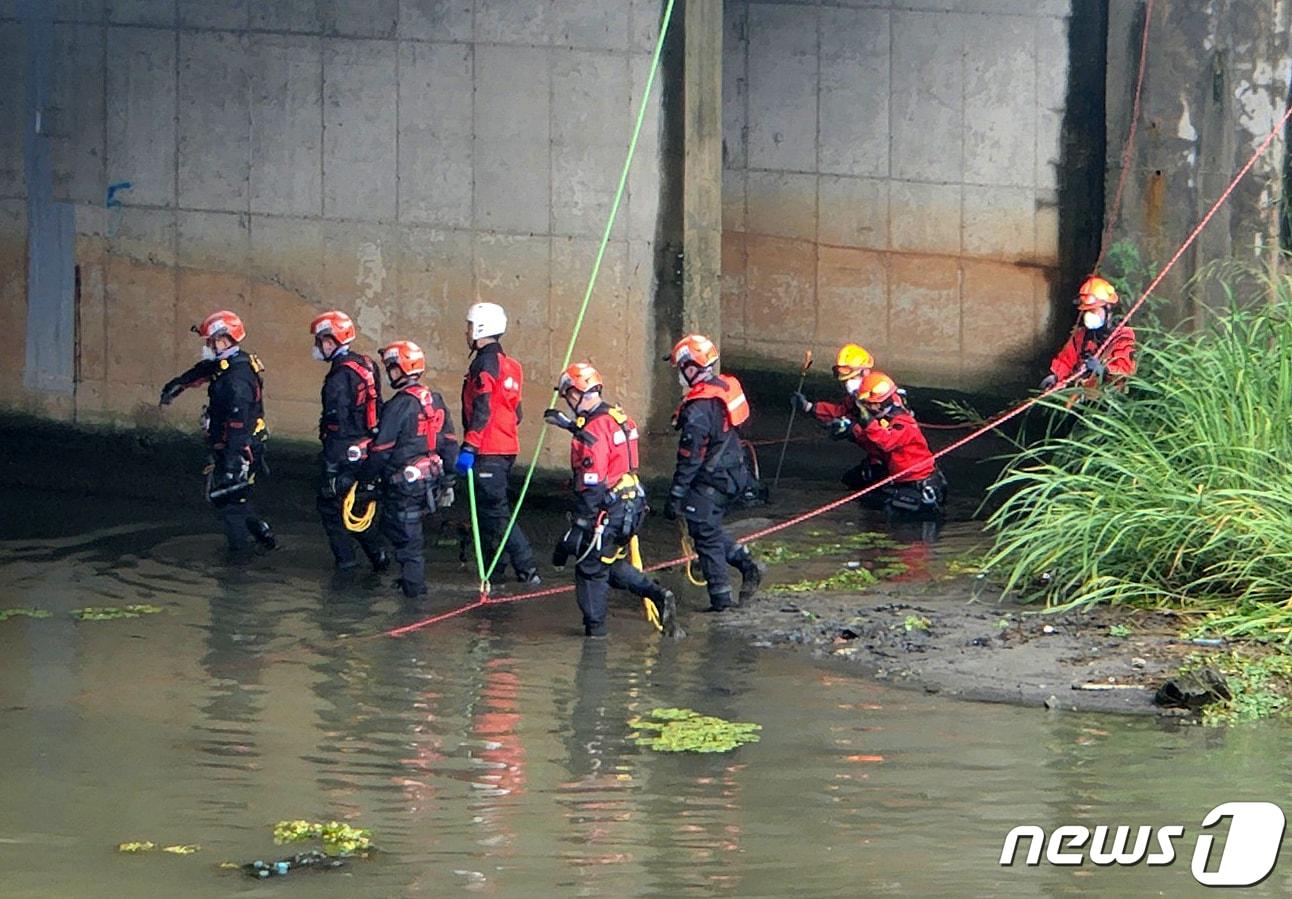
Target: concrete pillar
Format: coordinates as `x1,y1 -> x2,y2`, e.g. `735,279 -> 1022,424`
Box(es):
682,0 -> 722,337
1104,0 -> 1292,325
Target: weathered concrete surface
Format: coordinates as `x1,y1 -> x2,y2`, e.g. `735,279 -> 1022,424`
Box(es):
1103,0 -> 1292,324
722,0 -> 1076,390
683,0 -> 723,336
0,2 -> 668,466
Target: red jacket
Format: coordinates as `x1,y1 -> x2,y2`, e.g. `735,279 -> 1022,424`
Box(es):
570,404 -> 639,509
1049,321 -> 1136,383
462,343 -> 524,455
863,410 -> 935,483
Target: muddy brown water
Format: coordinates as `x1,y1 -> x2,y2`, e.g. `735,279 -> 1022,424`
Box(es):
2,459 -> 1292,894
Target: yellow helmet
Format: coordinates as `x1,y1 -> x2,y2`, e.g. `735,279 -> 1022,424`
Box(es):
832,343 -> 874,382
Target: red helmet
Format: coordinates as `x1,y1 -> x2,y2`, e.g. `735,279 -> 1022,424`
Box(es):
1077,276 -> 1119,311
557,362 -> 603,397
195,310 -> 245,343
667,334 -> 719,370
310,310 -> 356,345
381,341 -> 425,378
858,372 -> 899,406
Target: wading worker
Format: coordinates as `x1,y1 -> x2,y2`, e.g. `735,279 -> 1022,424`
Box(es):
792,342 -> 886,489
1041,275 -> 1137,391
159,310 -> 275,555
309,310 -> 389,574
664,335 -> 764,612
360,340 -> 457,599
456,302 -> 540,585
847,372 -> 947,519
544,362 -> 677,638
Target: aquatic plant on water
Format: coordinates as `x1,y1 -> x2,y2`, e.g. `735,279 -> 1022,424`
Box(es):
628,708 -> 761,753
984,294 -> 1292,641
758,531 -> 897,565
71,604 -> 165,621
0,608 -> 52,621
1179,651 -> 1292,726
768,567 -> 878,594
274,820 -> 373,856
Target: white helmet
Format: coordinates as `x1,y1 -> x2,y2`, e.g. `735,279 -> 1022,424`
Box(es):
467,302 -> 507,342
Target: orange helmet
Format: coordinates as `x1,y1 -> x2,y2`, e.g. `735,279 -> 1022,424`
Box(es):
832,343 -> 874,381
195,310 -> 245,343
557,362 -> 603,397
310,310 -> 356,345
381,340 -> 425,378
1077,276 -> 1119,311
667,334 -> 719,370
858,372 -> 899,406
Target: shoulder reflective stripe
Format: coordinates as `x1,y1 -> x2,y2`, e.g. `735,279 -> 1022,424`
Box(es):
582,472 -> 600,484
612,430 -> 626,444
628,427 -> 638,439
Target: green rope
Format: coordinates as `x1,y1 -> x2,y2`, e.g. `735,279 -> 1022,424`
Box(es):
476,0 -> 678,586
466,470 -> 487,592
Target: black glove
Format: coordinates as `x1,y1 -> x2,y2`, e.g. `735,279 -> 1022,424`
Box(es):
1040,373 -> 1058,390
790,391 -> 813,414
663,496 -> 683,521
827,417 -> 854,440
159,377 -> 185,406
1082,355 -> 1107,378
552,542 -> 570,568
543,407 -> 575,431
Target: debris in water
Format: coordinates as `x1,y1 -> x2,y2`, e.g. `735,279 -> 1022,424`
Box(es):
243,850 -> 348,879
628,708 -> 761,753
273,819 -> 373,856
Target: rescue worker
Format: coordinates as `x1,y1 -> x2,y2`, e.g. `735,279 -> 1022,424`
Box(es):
359,340 -> 458,599
309,310 -> 389,573
543,362 -> 678,638
832,371 -> 947,519
158,310 -> 275,555
663,335 -> 764,612
455,302 -> 539,585
1041,275 -> 1137,390
791,342 -> 885,489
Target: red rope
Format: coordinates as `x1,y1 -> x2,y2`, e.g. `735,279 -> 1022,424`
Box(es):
1097,0 -> 1154,268
384,96 -> 1292,639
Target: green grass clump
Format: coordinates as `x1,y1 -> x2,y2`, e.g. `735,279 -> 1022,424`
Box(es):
273,820 -> 372,856
768,567 -> 879,594
984,294 -> 1292,640
758,531 -> 897,565
0,608 -> 52,621
71,605 -> 164,621
628,708 -> 761,753
1181,651 -> 1292,726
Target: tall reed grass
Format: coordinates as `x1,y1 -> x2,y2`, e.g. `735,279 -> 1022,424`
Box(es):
984,280 -> 1292,639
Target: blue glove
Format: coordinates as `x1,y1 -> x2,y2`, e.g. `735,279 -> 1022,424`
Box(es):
1082,355 -> 1107,378
827,417 -> 854,440
1040,373 -> 1058,390
454,446 -> 476,477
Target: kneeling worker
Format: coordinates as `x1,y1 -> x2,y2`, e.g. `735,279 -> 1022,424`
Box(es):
544,363 -> 678,638
845,372 -> 946,519
159,310 -> 275,555
792,342 -> 886,489
360,341 -> 457,599
664,335 -> 763,612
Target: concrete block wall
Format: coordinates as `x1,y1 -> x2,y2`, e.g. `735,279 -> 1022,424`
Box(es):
722,0 -> 1073,389
0,0 -> 665,465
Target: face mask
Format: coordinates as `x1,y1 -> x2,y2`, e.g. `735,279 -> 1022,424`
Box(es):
312,345 -> 327,362
201,344 -> 217,361
845,376 -> 863,396
1083,310 -> 1106,330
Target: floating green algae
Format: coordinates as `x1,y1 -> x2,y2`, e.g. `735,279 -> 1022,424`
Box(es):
71,604 -> 164,621
628,708 -> 761,753
768,568 -> 879,594
902,615 -> 931,633
759,531 -> 897,565
0,607 -> 52,622
273,820 -> 372,856
116,840 -> 199,854
117,841 -> 156,853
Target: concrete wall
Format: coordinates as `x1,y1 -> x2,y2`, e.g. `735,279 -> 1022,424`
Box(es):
1103,0 -> 1292,321
0,0 -> 666,465
721,0 -> 1075,389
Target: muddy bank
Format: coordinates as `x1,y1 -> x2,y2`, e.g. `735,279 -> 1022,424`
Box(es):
709,517 -> 1202,717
